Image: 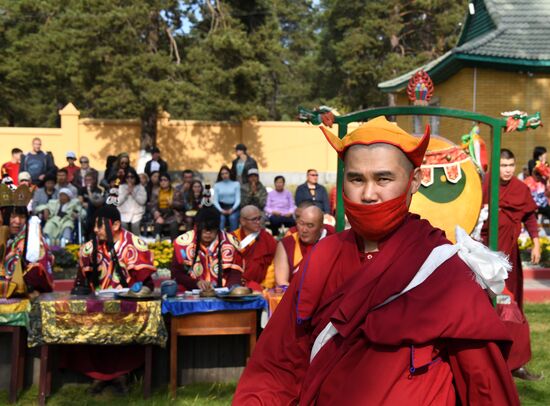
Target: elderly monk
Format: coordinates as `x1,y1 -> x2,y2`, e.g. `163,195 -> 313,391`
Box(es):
274,204 -> 324,287
481,148 -> 542,381
284,201 -> 335,238
233,205 -> 277,290
234,117 -> 519,405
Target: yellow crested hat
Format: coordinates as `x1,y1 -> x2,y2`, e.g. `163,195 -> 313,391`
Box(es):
320,116 -> 430,168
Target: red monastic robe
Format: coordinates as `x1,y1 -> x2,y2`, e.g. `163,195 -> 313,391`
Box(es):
280,232 -> 315,283
234,214 -> 519,405
481,177 -> 538,309
481,177 -> 537,370
233,228 -> 277,287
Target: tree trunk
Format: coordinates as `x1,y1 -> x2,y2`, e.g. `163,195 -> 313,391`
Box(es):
141,109 -> 157,152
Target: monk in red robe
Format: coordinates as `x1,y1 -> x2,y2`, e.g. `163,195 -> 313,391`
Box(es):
233,205 -> 277,290
171,205 -> 244,291
63,204 -> 157,394
481,148 -> 542,380
234,117 -> 519,405
1,184 -> 54,297
284,201 -> 336,237
274,204 -> 324,286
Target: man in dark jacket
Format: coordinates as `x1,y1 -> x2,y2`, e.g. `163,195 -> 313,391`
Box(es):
19,137 -> 56,186
144,147 -> 168,177
294,169 -> 330,213
230,143 -> 258,184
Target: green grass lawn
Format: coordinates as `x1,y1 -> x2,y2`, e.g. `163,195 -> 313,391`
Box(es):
515,303 -> 550,405
1,303 -> 548,405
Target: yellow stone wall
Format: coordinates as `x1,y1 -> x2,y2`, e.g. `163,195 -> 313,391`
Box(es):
393,67 -> 550,169
0,105 -> 337,176
3,69 -> 550,179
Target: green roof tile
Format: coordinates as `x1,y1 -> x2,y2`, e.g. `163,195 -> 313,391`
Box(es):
457,0 -> 496,45
379,0 -> 550,92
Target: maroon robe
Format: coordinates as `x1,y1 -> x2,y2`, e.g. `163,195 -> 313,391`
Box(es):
234,214 -> 519,405
481,177 -> 537,370
481,177 -> 538,309
280,232 -> 315,283
233,228 -> 277,286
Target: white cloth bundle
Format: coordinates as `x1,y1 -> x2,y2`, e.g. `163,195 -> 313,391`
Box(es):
26,216 -> 41,263
455,226 -> 511,295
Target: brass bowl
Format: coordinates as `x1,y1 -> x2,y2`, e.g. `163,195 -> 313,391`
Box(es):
229,286 -> 252,296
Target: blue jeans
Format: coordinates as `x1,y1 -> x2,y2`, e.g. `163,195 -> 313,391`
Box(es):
220,211 -> 239,231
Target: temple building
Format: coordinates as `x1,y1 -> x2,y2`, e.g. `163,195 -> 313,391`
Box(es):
378,0 -> 550,164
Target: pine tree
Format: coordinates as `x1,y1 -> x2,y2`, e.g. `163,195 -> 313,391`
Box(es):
316,0 -> 467,112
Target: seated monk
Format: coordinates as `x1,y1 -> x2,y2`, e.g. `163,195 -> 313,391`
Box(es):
171,205 -> 245,291
233,205 -> 277,290
62,204 -> 157,395
284,200 -> 335,237
275,204 -> 324,286
0,184 -> 54,298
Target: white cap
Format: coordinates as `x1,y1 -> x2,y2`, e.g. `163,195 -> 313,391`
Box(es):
58,187 -> 74,199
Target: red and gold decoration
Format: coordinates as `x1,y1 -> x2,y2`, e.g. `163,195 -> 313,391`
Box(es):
27,292 -> 167,346
410,135 -> 482,243
407,70 -> 434,106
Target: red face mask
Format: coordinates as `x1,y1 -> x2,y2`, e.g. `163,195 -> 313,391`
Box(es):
343,175 -> 413,242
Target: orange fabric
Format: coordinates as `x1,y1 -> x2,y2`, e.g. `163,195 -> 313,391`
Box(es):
320,116 -> 430,167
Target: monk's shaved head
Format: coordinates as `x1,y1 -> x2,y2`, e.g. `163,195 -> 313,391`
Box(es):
297,205 -> 324,245
240,205 -> 261,218
302,205 -> 323,224
240,205 -> 262,234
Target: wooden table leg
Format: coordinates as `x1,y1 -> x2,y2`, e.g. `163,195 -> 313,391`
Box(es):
38,345 -> 50,406
8,327 -> 22,404
143,345 -> 152,399
248,312 -> 257,361
16,328 -> 26,393
170,318 -> 178,399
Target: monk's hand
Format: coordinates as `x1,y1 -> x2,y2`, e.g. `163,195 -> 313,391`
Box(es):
197,280 -> 213,291
531,241 -> 541,265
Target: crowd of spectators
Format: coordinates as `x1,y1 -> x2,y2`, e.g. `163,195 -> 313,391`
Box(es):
1,138 -> 336,244
522,146 -> 550,222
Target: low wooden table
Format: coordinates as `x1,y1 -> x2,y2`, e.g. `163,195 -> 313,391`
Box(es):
28,292 -> 167,405
0,297 -> 30,404
0,326 -> 26,404
37,344 -> 153,405
162,296 -> 266,398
